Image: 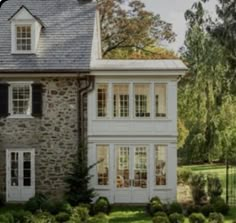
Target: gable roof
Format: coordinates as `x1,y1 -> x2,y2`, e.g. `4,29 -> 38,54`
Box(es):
0,0 -> 96,73
8,5 -> 45,27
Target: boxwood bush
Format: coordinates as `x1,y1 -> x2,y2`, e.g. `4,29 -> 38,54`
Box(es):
93,197 -> 111,215
189,213 -> 206,223
168,201 -> 183,214
208,212 -> 224,223
152,216 -> 170,223
147,196 -> 164,216
169,212 -> 185,223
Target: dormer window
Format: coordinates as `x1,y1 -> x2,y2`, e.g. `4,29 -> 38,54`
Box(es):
9,6 -> 44,54
16,25 -> 32,51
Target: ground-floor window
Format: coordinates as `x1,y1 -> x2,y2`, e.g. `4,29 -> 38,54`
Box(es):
96,145 -> 109,185
155,145 -> 167,186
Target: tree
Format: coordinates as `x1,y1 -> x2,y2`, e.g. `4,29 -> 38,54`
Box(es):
208,0 -> 236,94
178,0 -> 236,163
97,0 -> 176,58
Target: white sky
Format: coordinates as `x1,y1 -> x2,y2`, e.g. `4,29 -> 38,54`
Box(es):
142,0 -> 218,52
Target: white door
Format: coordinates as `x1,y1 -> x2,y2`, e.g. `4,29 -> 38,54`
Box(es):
6,149 -> 35,202
115,145 -> 149,203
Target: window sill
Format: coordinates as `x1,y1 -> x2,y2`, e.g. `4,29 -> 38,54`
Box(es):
7,115 -> 34,119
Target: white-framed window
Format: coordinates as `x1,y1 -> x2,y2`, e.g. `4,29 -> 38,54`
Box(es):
113,84 -> 129,118
96,145 -> 109,186
155,145 -> 167,186
97,84 -> 108,117
9,82 -> 32,117
155,84 -> 167,117
134,84 -> 150,118
16,25 -> 32,51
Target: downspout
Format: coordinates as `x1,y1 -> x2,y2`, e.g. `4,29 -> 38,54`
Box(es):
77,75 -> 95,145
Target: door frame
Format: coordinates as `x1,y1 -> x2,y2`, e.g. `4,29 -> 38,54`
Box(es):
114,144 -> 150,203
6,148 -> 35,202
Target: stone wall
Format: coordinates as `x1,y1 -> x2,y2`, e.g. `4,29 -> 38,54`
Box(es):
0,77 -> 79,199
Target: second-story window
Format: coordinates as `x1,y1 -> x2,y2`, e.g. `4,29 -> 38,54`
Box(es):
134,84 -> 150,117
97,84 -> 108,117
10,83 -> 32,116
16,25 -> 32,51
113,84 -> 129,118
155,84 -> 167,117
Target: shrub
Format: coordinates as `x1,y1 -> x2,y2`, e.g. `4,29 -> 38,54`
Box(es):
168,201 -> 183,214
93,197 -> 111,215
200,204 -> 214,217
152,216 -> 170,223
169,212 -> 185,223
24,193 -> 48,213
71,206 -> 89,222
32,212 -> 56,223
0,213 -> 14,223
0,193 -> 5,207
189,213 -> 206,223
208,212 -> 224,223
154,211 -> 168,218
88,213 -> 109,223
11,210 -> 33,223
177,167 -> 192,184
190,174 -> 207,205
186,205 -> 201,216
41,199 -> 72,215
55,212 -> 70,223
212,198 -> 229,215
147,196 -> 164,216
207,175 -> 223,200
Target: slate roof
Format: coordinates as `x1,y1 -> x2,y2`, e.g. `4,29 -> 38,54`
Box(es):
0,0 -> 96,73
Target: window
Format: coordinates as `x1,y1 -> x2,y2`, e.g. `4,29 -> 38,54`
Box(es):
97,84 -> 108,117
134,84 -> 150,117
97,145 -> 109,186
155,84 -> 167,117
16,25 -> 31,51
113,84 -> 129,117
10,83 -> 32,116
155,145 -> 167,186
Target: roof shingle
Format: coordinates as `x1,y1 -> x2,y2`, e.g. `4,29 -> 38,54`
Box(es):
0,0 -> 96,72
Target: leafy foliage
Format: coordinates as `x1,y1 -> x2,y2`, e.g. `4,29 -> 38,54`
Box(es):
207,174 -> 223,200
97,0 -> 176,59
189,213 -> 206,223
208,212 -> 224,223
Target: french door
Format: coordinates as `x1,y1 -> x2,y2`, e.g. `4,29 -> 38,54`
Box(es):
6,149 -> 35,202
115,145 -> 149,203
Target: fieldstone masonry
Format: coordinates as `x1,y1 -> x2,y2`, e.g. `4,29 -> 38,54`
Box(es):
0,77 -> 79,199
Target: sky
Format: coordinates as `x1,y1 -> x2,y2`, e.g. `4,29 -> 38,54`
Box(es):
143,0 -> 218,52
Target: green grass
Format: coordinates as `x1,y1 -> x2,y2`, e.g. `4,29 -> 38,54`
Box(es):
109,206 -> 151,223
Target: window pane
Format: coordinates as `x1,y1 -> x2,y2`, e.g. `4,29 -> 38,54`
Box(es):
11,84 -> 31,115
155,84 -> 167,117
134,84 -> 150,117
11,152 -> 19,186
97,84 -> 108,117
113,84 -> 129,117
97,145 -> 109,185
155,145 -> 167,186
16,26 -> 31,51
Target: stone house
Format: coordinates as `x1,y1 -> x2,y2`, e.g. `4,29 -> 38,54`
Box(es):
0,0 -> 187,203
